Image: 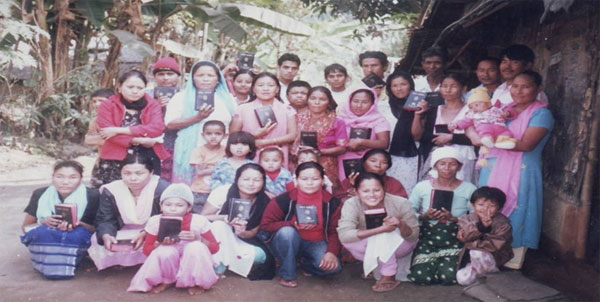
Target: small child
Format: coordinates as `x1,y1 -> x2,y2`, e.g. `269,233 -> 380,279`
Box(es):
449,87 -> 517,149
128,183 -> 220,295
286,80 -> 311,113
456,186 -> 513,285
259,147 -> 293,198
189,120 -> 227,213
211,131 -> 256,190
84,88 -> 115,188
287,149 -> 333,193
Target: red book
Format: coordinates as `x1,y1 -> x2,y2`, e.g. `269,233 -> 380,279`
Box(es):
54,204 -> 78,226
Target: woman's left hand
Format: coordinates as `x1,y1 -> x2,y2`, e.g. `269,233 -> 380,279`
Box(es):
99,127 -> 123,140
56,220 -> 74,232
230,218 -> 248,235
348,138 -> 364,151
319,252 -> 339,271
132,231 -> 146,250
432,133 -> 453,146
178,230 -> 196,241
439,208 -> 457,222
382,216 -> 402,228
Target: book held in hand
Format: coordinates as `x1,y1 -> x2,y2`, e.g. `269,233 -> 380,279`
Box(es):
112,229 -> 139,252
425,91 -> 445,107
342,159 -> 362,178
364,208 -> 387,229
195,89 -> 215,110
237,52 -> 255,70
430,189 -> 454,211
154,86 -> 179,100
228,198 -> 252,222
362,74 -> 386,88
54,204 -> 78,226
300,131 -> 318,149
157,216 -> 183,242
296,204 -> 318,225
349,127 -> 372,139
254,106 -> 277,128
434,124 -> 451,134
403,91 -> 428,111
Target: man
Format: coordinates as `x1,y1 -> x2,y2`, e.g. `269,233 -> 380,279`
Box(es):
414,46 -> 447,92
358,51 -> 388,99
277,53 -> 301,105
492,44 -> 547,105
466,57 -> 502,99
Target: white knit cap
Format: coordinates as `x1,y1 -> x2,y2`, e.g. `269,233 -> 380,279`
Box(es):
160,183 -> 194,205
430,146 -> 463,168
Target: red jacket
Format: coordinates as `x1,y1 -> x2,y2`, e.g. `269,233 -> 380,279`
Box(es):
96,94 -> 170,161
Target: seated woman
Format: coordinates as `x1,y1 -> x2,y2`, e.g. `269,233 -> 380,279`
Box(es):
88,154 -> 169,270
20,160 -> 99,279
407,147 -> 476,285
337,173 -> 419,292
260,162 -> 343,288
200,163 -> 276,280
339,149 -> 408,199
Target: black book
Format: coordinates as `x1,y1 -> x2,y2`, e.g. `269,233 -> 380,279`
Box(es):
154,86 -> 179,100
157,217 -> 182,242
228,198 -> 252,222
54,204 -> 78,225
254,106 -> 277,127
431,189 -> 454,211
364,208 -> 387,229
237,52 -> 255,70
296,204 -> 318,225
362,74 -> 385,88
425,91 -> 445,107
195,89 -> 215,110
403,91 -> 428,111
434,124 -> 451,134
349,127 -> 372,139
300,131 -> 318,149
342,159 -> 362,178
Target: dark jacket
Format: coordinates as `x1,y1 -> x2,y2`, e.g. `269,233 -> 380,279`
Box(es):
457,213 -> 513,268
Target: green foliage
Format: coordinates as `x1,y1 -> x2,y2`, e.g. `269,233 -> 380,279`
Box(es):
31,93 -> 90,141
300,0 -> 423,22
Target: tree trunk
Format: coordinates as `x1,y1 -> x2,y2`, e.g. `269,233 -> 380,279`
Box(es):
29,0 -> 54,102
53,0 -> 76,88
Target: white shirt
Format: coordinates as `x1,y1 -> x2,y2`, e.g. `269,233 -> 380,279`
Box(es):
413,75 -> 440,93
279,81 -> 290,106
206,184 -> 232,210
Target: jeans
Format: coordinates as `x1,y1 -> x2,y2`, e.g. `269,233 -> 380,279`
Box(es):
269,226 -> 342,281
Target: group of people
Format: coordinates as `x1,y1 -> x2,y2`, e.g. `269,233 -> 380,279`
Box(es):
20,43 -> 554,295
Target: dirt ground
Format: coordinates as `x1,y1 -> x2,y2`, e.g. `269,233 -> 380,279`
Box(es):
0,155 -> 476,302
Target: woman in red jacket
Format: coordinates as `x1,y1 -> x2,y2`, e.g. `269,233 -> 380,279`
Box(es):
96,70 -> 170,185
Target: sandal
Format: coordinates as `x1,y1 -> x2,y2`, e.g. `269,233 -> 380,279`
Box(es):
371,279 -> 401,293
279,278 -> 298,288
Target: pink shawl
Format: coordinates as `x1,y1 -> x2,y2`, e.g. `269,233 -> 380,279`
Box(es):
488,101 -> 547,216
101,175 -> 160,225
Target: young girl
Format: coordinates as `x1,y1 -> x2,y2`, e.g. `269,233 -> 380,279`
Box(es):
211,131 -> 256,189
259,147 -> 293,197
457,186 -> 513,285
232,70 -> 255,105
128,183 -> 219,295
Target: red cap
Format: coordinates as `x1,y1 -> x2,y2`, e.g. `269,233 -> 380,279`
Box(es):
152,57 -> 181,75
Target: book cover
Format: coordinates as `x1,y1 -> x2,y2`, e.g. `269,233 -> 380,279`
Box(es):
296,204 -> 318,225
195,90 -> 215,110
403,91 -> 428,111
300,131 -> 318,149
425,91 -> 445,107
342,159 -> 363,178
228,198 -> 252,222
434,124 -> 451,134
349,127 -> 372,139
112,229 -> 138,252
237,52 -> 255,70
154,86 -> 179,100
364,208 -> 387,229
361,74 -> 385,88
54,204 -> 78,225
431,189 -> 454,211
254,106 -> 277,128
157,216 -> 182,242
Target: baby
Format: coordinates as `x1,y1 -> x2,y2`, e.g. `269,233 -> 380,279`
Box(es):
449,87 -> 517,149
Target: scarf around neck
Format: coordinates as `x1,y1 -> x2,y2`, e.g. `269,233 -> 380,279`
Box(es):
338,88 -> 388,133
120,94 -> 148,111
36,183 -> 88,222
386,84 -> 418,157
101,175 -> 160,225
220,183 -> 271,230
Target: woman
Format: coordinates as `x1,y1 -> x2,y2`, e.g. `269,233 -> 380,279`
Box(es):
231,69 -> 255,104
260,162 -> 343,287
88,154 -> 170,270
407,147 -> 477,285
337,173 -> 419,292
96,70 -> 169,185
200,163 -> 275,280
292,86 -> 347,192
230,72 -> 298,166
339,149 -> 408,199
412,73 -> 477,183
20,160 -> 99,279
479,71 -> 554,269
379,71 -> 420,194
164,61 -> 236,185
338,88 -> 391,182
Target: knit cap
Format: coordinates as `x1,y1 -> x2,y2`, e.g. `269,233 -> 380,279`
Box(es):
153,57 -> 181,75
467,87 -> 491,106
160,183 -> 194,205
431,146 -> 464,168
